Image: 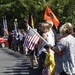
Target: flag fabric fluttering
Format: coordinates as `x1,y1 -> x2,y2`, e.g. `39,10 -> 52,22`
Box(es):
25,17 -> 29,31
23,27 -> 40,50
14,24 -> 17,37
3,17 -> 8,36
31,15 -> 34,28
44,5 -> 60,29
3,18 -> 6,30
14,21 -> 18,38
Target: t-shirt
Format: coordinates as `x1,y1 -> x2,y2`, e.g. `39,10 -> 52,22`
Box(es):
45,52 -> 55,75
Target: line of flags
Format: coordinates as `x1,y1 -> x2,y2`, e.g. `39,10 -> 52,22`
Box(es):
23,5 -> 60,51
1,5 -> 60,51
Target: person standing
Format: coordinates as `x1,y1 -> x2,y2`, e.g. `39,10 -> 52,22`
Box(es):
19,29 -> 24,54
37,22 -> 56,75
51,23 -> 75,75
14,19 -> 19,51
38,21 -> 55,55
42,44 -> 55,75
38,33 -> 48,75
8,32 -> 13,49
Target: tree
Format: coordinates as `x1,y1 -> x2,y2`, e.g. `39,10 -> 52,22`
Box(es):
0,0 -> 75,34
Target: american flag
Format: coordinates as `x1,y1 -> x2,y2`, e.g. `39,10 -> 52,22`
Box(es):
3,17 -> 8,36
23,28 -> 40,50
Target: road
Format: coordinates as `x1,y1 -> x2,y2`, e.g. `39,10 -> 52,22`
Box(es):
0,48 -> 39,75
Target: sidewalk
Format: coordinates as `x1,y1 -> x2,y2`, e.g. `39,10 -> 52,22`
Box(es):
0,48 -> 39,75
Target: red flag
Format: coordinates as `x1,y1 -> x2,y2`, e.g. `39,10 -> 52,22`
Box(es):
44,5 -> 60,29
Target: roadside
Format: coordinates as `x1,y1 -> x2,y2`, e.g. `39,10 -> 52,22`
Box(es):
0,48 -> 39,75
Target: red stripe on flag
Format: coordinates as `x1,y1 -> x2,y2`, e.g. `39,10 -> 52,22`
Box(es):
4,29 -> 8,36
23,32 -> 40,50
29,34 -> 39,50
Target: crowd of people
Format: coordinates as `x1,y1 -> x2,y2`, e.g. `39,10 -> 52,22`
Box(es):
7,21 -> 75,75
8,29 -> 26,54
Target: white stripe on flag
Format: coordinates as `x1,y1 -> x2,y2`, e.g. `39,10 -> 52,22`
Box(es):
23,32 -> 40,50
28,34 -> 39,50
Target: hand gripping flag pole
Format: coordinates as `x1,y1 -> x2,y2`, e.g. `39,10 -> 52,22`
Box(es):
28,25 -> 49,45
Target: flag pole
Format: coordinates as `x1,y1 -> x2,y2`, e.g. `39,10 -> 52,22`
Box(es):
31,15 -> 34,29
28,25 -> 49,44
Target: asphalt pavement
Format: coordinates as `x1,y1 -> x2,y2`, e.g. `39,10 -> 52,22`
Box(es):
0,48 -> 39,75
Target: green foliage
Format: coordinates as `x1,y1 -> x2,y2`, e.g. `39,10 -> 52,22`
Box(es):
0,0 -> 75,32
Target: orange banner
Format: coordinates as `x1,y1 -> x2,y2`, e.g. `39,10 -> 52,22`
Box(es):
44,5 -> 60,29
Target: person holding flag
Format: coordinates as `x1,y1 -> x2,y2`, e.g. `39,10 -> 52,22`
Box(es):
14,19 -> 18,36
14,19 -> 19,51
37,21 -> 56,75
23,17 -> 40,69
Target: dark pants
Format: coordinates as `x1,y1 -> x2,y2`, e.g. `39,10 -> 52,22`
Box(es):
19,41 -> 24,54
11,41 -> 15,50
28,50 -> 34,68
14,40 -> 18,51
60,71 -> 69,75
38,52 -> 46,75
8,41 -> 12,49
